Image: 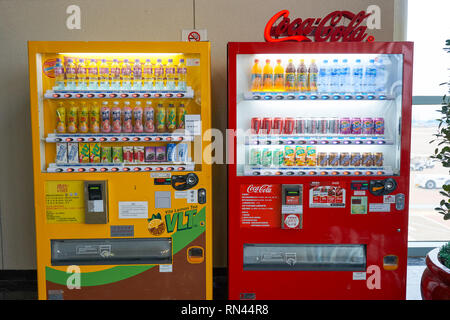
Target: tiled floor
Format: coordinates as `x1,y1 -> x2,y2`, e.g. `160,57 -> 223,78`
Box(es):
0,259 -> 427,300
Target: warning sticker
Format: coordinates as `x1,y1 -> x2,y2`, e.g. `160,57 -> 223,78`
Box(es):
240,184 -> 281,228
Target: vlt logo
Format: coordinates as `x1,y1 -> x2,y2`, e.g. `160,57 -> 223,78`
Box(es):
147,210 -> 198,236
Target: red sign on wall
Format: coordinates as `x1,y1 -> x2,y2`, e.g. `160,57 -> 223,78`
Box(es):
240,184 -> 281,228
264,9 -> 374,43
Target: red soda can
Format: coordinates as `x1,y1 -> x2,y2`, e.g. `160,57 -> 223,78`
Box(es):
272,117 -> 284,135
374,117 -> 385,135
327,118 -> 340,134
351,117 -> 362,135
262,117 -> 272,134
283,117 -> 295,134
317,118 -> 328,134
251,117 -> 262,134
362,118 -> 374,135
295,118 -> 306,134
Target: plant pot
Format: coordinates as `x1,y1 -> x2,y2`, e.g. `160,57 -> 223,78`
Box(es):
421,247 -> 450,300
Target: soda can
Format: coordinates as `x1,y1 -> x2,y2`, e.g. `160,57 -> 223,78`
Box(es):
67,103 -> 78,133
111,103 -> 122,133
249,148 -> 261,166
89,103 -> 100,133
295,146 -> 306,166
167,143 -> 177,162
283,117 -> 295,135
261,148 -> 272,167
318,152 -> 328,167
78,102 -> 89,133
284,146 -> 295,166
306,146 -> 317,166
134,146 -> 145,163
327,118 -> 340,134
272,117 -> 284,135
362,117 -> 374,135
56,103 -> 66,133
317,118 -> 328,134
67,143 -> 79,164
100,103 -> 111,133
339,117 -> 351,135
350,152 -> 361,167
351,117 -> 362,135
89,143 -> 101,163
374,152 -> 384,167
78,143 -> 90,163
328,152 -> 339,166
156,104 -> 166,133
156,146 -> 166,162
251,117 -> 262,134
177,143 -> 188,162
112,146 -> 123,163
56,143 -> 67,164
262,117 -> 272,135
362,152 -> 373,167
144,105 -> 155,133
101,146 -> 112,163
339,152 -> 351,166
122,103 -> 133,133
177,104 -> 186,130
273,149 -> 284,166
374,117 -> 385,135
123,146 -> 134,163
307,118 -> 317,134
166,104 -> 177,133
295,118 -> 307,134
145,146 -> 156,162
133,103 -> 144,133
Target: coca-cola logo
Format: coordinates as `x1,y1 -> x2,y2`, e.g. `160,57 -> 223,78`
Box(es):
264,10 -> 374,43
246,184 -> 273,194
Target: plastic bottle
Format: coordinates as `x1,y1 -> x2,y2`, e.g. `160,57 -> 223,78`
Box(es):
308,59 -> 318,93
167,103 -> 177,132
67,101 -> 78,133
65,58 -> 77,90
100,101 -> 111,133
285,59 -> 296,92
297,59 -> 308,92
87,59 -> 99,90
133,101 -> 143,133
330,59 -> 340,94
54,58 -> 65,90
374,57 -> 389,95
99,59 -> 110,90
56,102 -> 66,133
364,59 -> 377,94
352,59 -> 364,94
154,59 -> 165,90
121,59 -> 132,90
165,59 -> 176,91
143,59 -> 153,90
76,58 -> 87,90
78,101 -> 89,133
156,103 -> 166,133
262,59 -> 274,91
177,58 -> 187,91
250,59 -> 263,92
122,101 -> 133,133
317,60 -> 330,94
133,59 -> 142,90
273,59 -> 285,91
340,59 -> 351,94
144,101 -> 155,133
110,59 -> 121,90
111,101 -> 122,133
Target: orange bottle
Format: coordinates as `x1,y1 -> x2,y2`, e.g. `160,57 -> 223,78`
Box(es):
273,59 -> 285,91
250,59 -> 262,91
262,59 -> 274,91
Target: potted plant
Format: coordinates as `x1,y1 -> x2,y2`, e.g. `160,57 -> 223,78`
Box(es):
420,49 -> 450,298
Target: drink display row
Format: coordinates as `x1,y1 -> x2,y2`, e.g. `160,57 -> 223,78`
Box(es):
251,117 -> 385,135
56,101 -> 186,134
249,146 -> 384,167
56,142 -> 188,164
250,57 -> 388,94
54,57 -> 188,91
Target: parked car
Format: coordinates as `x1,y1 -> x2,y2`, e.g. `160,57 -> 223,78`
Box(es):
414,174 -> 450,189
410,157 -> 435,171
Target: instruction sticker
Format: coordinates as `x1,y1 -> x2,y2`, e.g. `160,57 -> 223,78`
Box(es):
185,115 -> 202,135
45,181 -> 85,224
119,201 -> 148,219
369,203 -> 391,212
383,195 -> 396,204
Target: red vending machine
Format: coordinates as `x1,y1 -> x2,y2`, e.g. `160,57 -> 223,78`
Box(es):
227,42 -> 413,300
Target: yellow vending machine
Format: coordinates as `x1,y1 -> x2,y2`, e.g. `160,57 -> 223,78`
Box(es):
28,41 -> 212,300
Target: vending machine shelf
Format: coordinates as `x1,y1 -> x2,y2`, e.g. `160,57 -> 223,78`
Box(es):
47,162 -> 195,173
244,92 -> 392,101
44,86 -> 194,99
244,166 -> 393,176
246,134 -> 392,146
45,132 -> 194,143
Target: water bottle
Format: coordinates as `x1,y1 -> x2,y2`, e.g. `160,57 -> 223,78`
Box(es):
374,57 -> 389,95
177,58 -> 187,91
364,59 -> 376,94
54,58 -> 65,90
65,58 -> 77,90
87,59 -> 99,90
317,60 -> 330,94
121,59 -> 132,90
110,59 -> 121,90
76,58 -> 87,90
340,59 -> 351,94
99,59 -> 110,90
132,59 -> 142,90
351,59 -> 363,94
143,59 -> 153,90
330,59 -> 340,94
154,59 -> 164,90
165,59 -> 176,91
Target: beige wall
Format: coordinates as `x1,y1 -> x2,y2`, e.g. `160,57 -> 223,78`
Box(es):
0,0 -> 397,269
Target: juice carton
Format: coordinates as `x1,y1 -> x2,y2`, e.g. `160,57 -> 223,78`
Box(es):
112,147 -> 123,163
67,143 -> 79,164
56,143 -> 67,164
284,146 -> 295,166
89,143 -> 101,163
306,146 -> 317,166
295,146 -> 306,166
79,143 -> 90,163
